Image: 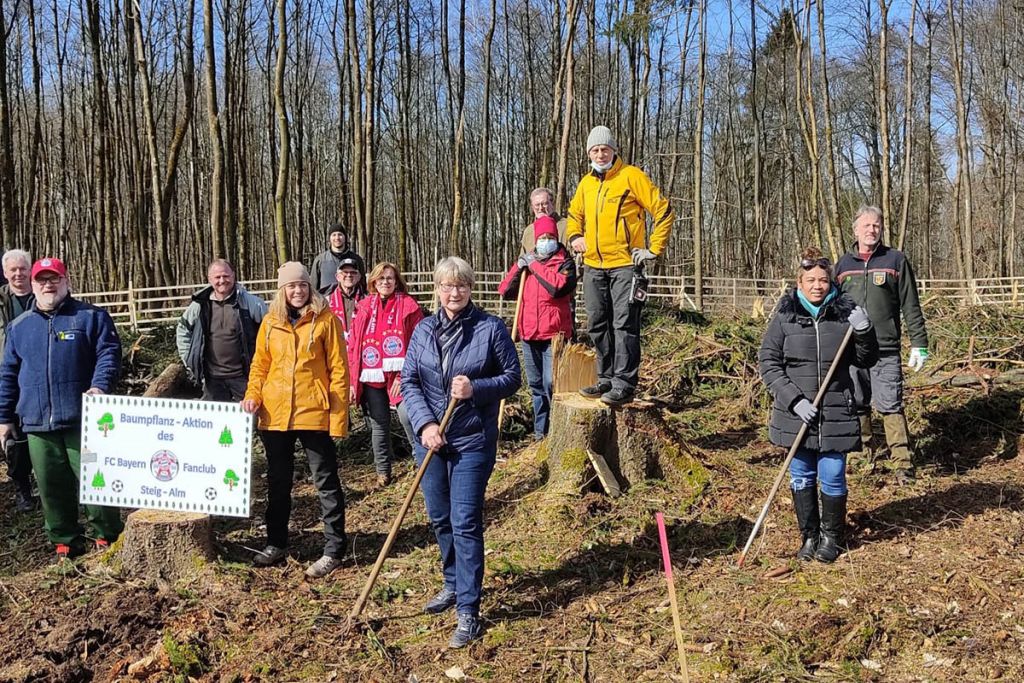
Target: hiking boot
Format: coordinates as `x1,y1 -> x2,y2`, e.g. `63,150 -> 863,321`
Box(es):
448,613 -> 484,649
14,488 -> 37,513
791,487 -> 819,562
253,545 -> 287,567
814,493 -> 847,563
54,543 -> 86,563
423,586 -> 457,614
579,381 -> 611,399
305,555 -> 343,579
376,473 -> 392,488
600,387 -> 635,407
94,539 -> 111,552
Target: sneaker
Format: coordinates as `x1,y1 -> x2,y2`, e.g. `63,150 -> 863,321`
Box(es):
14,489 -> 37,513
305,555 -> 343,579
253,545 -> 287,566
600,387 -> 635,407
579,381 -> 611,399
55,544 -> 72,562
448,613 -> 484,649
423,586 -> 457,614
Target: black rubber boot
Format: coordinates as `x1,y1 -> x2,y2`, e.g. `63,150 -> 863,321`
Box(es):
791,487 -> 819,561
814,493 -> 847,563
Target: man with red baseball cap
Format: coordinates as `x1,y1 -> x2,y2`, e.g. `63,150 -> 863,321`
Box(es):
0,256 -> 124,561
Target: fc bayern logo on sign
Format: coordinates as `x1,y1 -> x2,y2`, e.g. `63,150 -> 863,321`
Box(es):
362,347 -> 381,366
150,450 -> 179,482
382,335 -> 404,356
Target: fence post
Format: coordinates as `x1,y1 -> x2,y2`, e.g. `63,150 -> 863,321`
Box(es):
127,280 -> 138,332
732,278 -> 738,311
970,278 -> 980,305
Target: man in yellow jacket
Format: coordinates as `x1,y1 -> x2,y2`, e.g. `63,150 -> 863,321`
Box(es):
566,126 -> 674,406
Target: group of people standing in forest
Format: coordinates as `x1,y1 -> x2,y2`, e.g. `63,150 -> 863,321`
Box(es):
0,125 -> 928,648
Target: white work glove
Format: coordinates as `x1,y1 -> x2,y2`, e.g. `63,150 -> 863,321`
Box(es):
631,248 -> 656,266
907,347 -> 928,372
847,305 -> 871,332
792,398 -> 818,425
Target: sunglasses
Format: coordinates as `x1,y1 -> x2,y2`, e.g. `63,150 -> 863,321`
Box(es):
800,257 -> 832,270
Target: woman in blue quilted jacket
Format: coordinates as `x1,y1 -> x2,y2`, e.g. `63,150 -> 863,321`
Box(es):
400,256 -> 521,649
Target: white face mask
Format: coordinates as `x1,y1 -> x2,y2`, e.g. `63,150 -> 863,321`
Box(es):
591,159 -> 613,173
536,238 -> 557,257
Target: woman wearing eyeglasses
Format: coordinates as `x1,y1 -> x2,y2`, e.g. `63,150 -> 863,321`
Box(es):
347,262 -> 424,487
759,247 -> 878,563
401,256 -> 521,648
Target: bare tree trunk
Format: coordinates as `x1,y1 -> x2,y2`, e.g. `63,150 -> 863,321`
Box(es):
947,0 -> 973,280
555,0 -> 582,212
878,0 -> 893,227
203,0 -> 226,257
272,0 -> 289,264
692,0 -> 706,310
896,0 -> 916,251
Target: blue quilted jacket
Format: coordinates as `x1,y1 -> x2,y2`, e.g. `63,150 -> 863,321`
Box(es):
0,297 -> 122,432
401,304 -> 520,453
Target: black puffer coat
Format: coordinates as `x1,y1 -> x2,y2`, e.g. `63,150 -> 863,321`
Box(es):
759,290 -> 879,453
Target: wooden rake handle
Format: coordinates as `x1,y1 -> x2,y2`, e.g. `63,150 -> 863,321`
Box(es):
347,397 -> 460,623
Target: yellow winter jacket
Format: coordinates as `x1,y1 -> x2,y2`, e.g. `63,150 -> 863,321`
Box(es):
565,157 -> 675,269
244,304 -> 349,437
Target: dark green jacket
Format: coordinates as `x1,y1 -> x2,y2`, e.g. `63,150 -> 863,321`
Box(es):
834,243 -> 928,354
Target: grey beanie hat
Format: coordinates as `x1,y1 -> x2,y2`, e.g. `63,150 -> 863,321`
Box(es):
586,125 -> 617,152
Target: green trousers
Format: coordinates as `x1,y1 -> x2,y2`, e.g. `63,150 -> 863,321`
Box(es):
27,428 -> 124,546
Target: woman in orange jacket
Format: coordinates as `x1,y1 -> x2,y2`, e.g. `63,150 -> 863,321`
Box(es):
242,262 -> 349,579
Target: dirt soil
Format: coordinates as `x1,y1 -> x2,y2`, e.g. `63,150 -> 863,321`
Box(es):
1,314 -> 1023,682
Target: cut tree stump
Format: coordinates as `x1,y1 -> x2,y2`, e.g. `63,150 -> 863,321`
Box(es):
118,509 -> 215,583
541,393 -> 705,508
143,362 -> 192,398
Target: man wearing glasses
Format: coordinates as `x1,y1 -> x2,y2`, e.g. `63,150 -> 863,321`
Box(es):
0,257 -> 124,560
835,206 -> 929,484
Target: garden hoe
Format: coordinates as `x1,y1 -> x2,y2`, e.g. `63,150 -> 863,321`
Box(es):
344,397 -> 460,634
737,326 -> 854,568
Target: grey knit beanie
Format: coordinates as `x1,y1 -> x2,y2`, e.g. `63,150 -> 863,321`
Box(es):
586,125 -> 617,152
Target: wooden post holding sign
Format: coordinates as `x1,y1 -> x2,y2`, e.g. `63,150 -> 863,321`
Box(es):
80,394 -> 254,581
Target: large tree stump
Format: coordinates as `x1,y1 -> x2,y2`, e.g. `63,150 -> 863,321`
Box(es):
541,393 -> 707,505
118,509 -> 215,583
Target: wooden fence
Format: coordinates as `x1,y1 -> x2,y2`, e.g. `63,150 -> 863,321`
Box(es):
76,273 -> 1024,331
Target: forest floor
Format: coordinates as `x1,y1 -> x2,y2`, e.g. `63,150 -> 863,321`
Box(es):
1,305 -> 1023,682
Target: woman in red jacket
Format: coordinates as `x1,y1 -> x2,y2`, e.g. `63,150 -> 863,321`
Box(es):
348,262 -> 425,486
498,216 -> 578,439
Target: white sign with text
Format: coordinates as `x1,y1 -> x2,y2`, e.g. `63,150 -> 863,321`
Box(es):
79,394 -> 253,517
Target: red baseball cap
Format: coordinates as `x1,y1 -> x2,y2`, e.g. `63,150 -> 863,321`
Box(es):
31,257 -> 67,280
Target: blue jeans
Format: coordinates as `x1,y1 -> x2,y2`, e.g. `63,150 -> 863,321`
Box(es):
415,443 -> 495,617
790,448 -> 848,496
521,340 -> 553,438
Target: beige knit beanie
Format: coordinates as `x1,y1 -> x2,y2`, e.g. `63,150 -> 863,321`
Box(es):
277,261 -> 311,288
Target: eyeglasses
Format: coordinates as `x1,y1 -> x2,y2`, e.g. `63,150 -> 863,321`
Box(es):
377,276 -> 396,282
800,257 -> 832,270
438,283 -> 471,293
35,275 -> 63,285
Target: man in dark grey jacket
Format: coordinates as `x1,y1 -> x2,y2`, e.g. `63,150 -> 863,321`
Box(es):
834,206 -> 929,484
176,260 -> 267,401
311,224 -> 366,294
0,249 -> 36,511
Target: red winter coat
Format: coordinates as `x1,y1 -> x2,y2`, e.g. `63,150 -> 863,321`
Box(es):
347,293 -> 425,406
497,245 -> 578,341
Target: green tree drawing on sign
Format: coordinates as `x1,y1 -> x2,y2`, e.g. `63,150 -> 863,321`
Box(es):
219,427 -> 233,447
91,471 -> 106,488
97,413 -> 115,436
223,469 -> 239,490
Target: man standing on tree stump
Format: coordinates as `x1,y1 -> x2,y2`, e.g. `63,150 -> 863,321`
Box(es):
566,126 -> 675,407
0,257 -> 124,561
176,259 -> 267,402
835,206 -> 929,484
311,223 -> 366,294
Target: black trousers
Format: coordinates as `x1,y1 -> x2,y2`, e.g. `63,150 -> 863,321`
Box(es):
202,375 -> 249,402
259,430 -> 346,558
5,436 -> 32,493
583,266 -> 642,391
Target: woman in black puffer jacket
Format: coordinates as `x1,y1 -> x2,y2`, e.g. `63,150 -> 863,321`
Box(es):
759,248 -> 879,563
